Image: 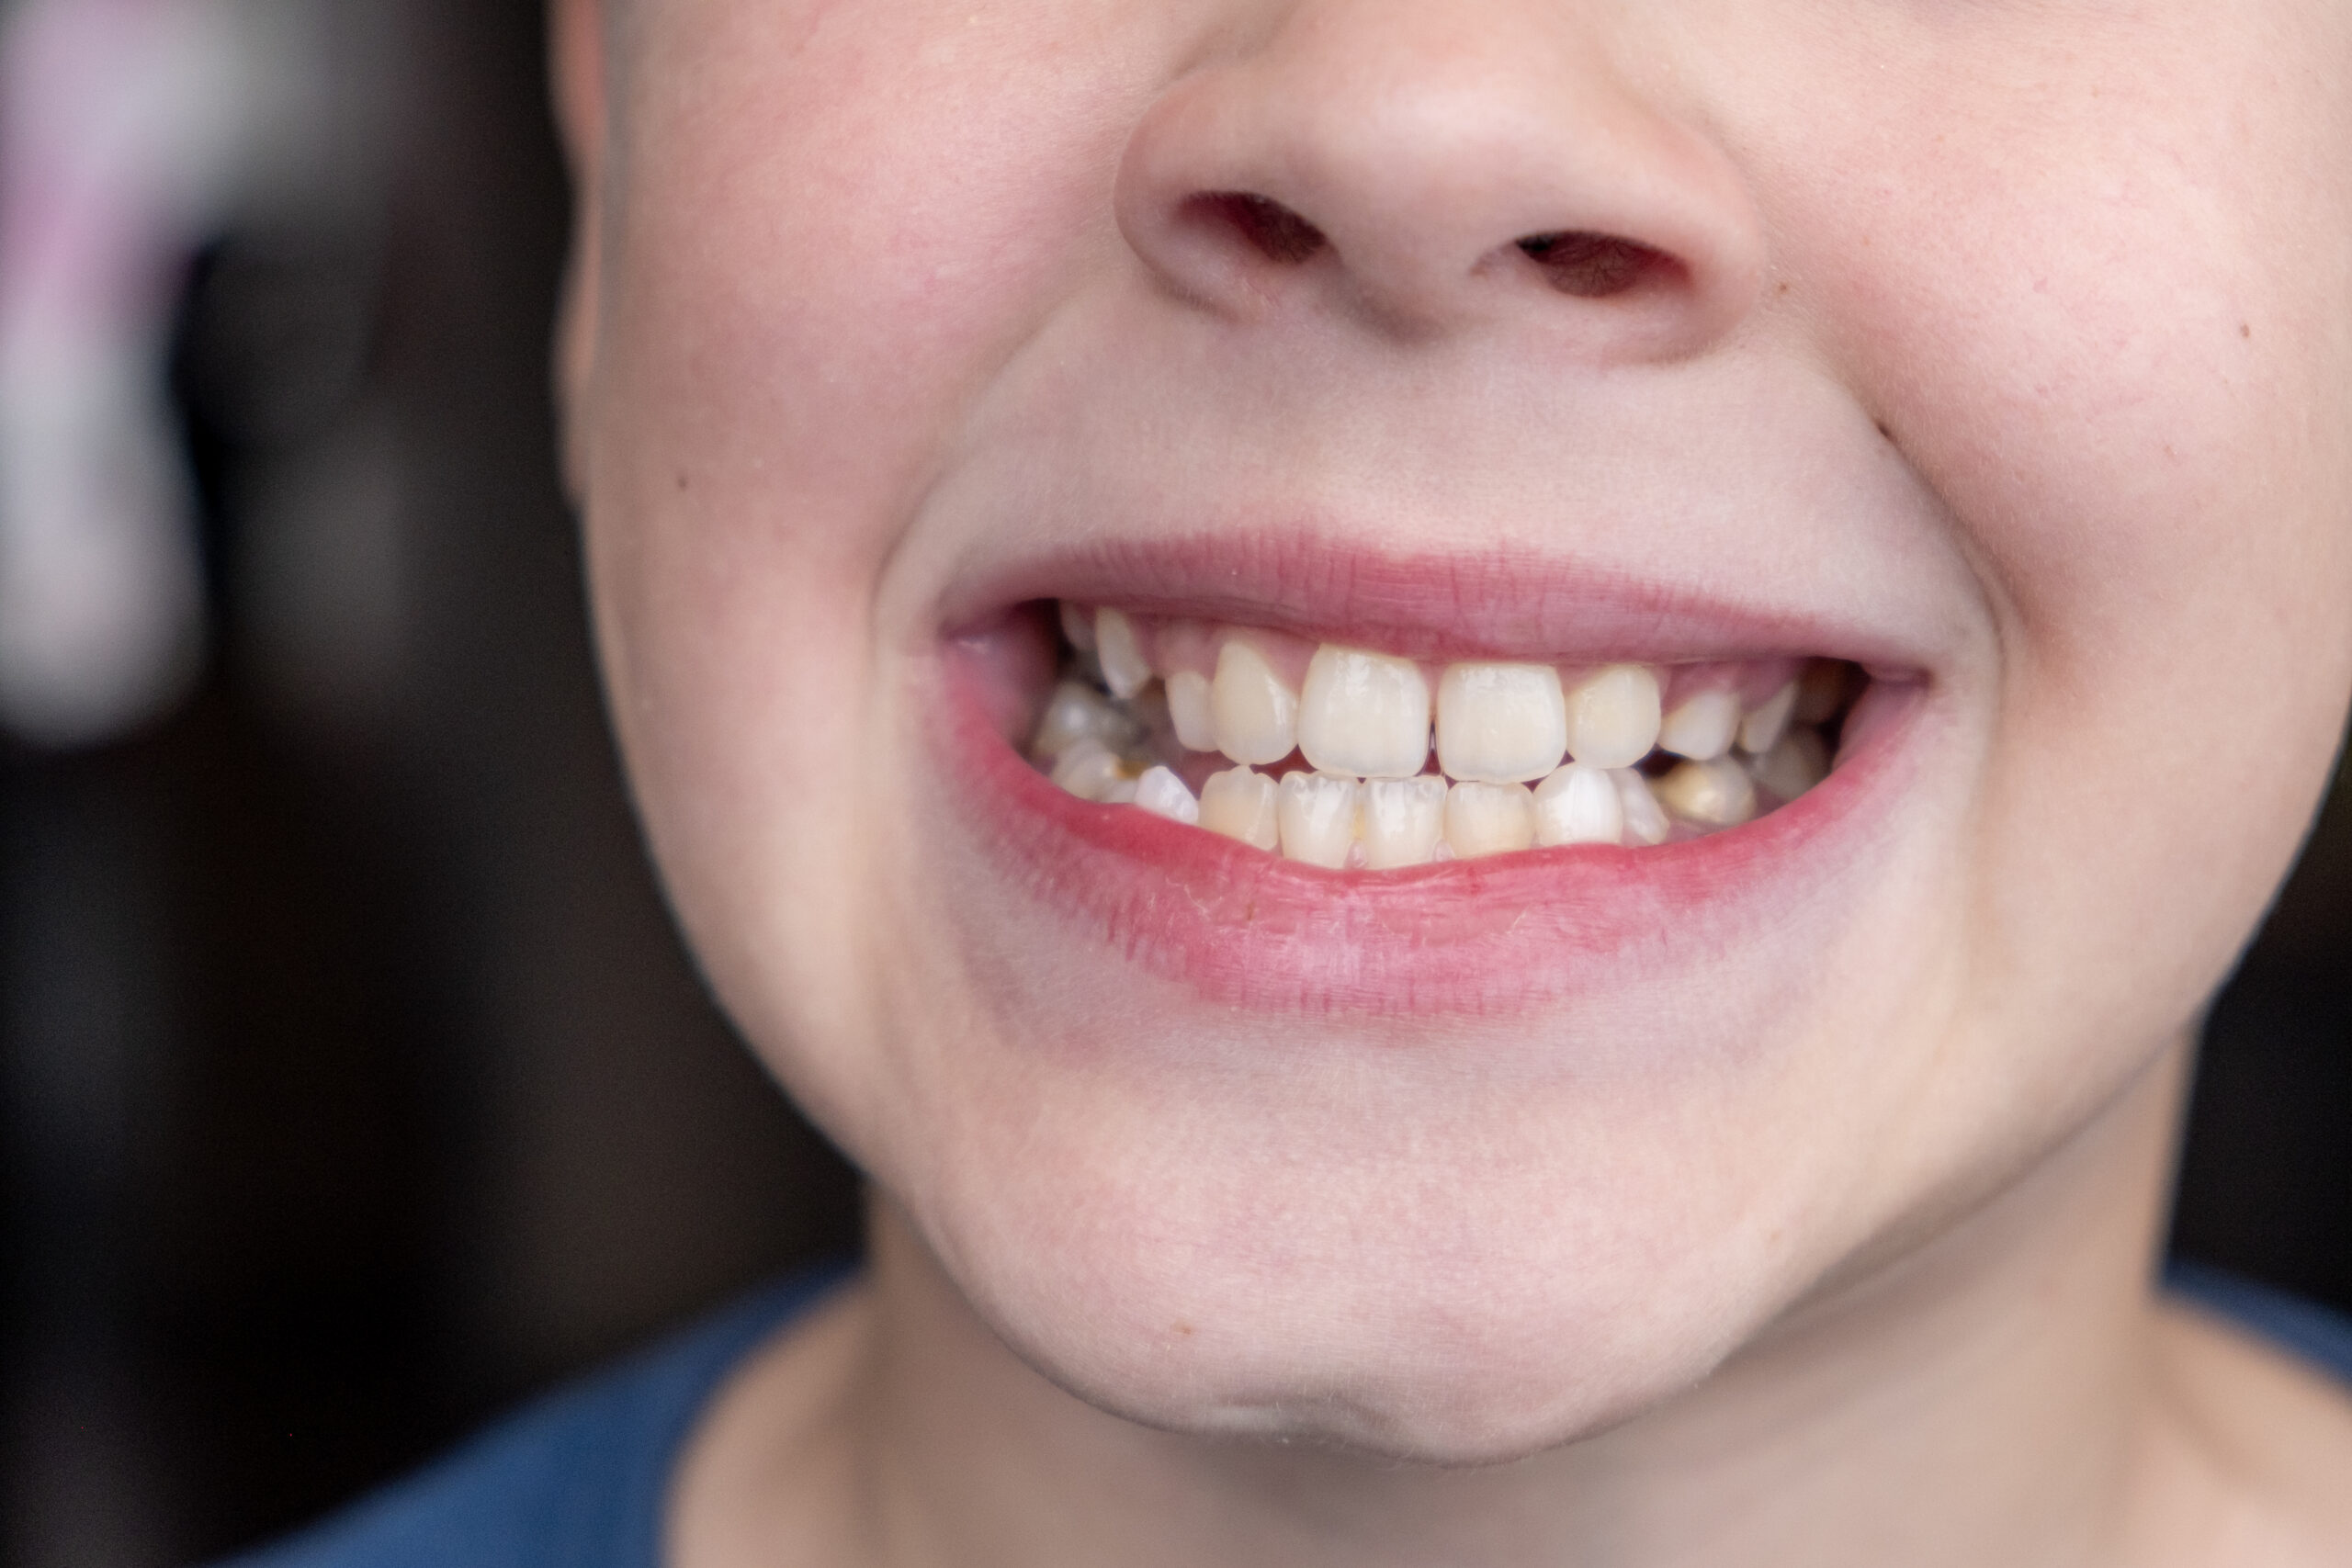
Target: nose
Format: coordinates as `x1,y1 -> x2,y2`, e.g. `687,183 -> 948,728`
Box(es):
1114,0 -> 1766,361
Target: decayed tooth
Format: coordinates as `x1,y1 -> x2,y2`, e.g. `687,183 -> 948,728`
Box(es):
1738,681 -> 1798,756
1131,765 -> 1201,825
1613,769 -> 1670,846
1059,600 -> 1097,653
1298,646 -> 1430,779
1563,664 -> 1663,770
1655,757 -> 1757,828
1051,738 -> 1136,803
1443,780 -> 1535,858
1359,776 -> 1447,869
1658,688 -> 1740,761
1199,765 -> 1280,850
1436,662 -> 1566,784
1532,763 -> 1623,847
1030,679 -> 1139,761
1166,671 -> 1217,752
1278,771 -> 1361,868
1095,608 -> 1152,700
1750,727 -> 1828,803
1210,641 -> 1301,765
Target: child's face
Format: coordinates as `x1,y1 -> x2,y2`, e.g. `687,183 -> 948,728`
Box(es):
562,0 -> 2352,1457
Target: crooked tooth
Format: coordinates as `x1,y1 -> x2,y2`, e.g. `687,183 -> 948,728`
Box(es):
1444,780 -> 1535,859
1532,763 -> 1623,847
1436,662 -> 1566,784
1658,688 -> 1739,761
1166,671 -> 1216,752
1298,646 -> 1430,779
1750,727 -> 1828,802
1030,679 -> 1139,761
1278,771 -> 1361,868
1051,738 -> 1135,803
1095,608 -> 1152,700
1613,769 -> 1670,847
1563,664 -> 1663,770
1655,757 -> 1757,829
1738,681 -> 1798,756
1058,600 -> 1097,654
1210,641 -> 1300,765
1132,765 -> 1201,825
1199,766 -> 1280,850
1359,776 -> 1447,868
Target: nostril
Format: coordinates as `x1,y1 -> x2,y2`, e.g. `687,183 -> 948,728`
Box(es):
1189,191 -> 1330,265
1514,231 -> 1666,299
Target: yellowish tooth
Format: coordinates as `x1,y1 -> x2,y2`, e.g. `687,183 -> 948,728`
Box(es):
1277,771 -> 1360,868
1612,769 -> 1670,846
1095,607 -> 1152,699
1050,738 -> 1133,802
1166,670 -> 1216,752
1210,641 -> 1300,766
1532,763 -> 1623,847
1058,599 -> 1097,653
1655,757 -> 1757,828
1750,727 -> 1828,802
1658,688 -> 1739,761
1199,766 -> 1280,850
1443,780 -> 1535,858
1359,776 -> 1447,868
1298,645 -> 1430,779
1436,662 -> 1566,784
1030,680 -> 1138,761
1562,664 -> 1663,770
1738,681 -> 1798,756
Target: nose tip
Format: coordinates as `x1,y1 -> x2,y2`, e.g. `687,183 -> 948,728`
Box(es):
1114,7 -> 1767,360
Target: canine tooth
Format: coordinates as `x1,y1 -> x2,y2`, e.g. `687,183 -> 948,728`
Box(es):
1210,641 -> 1301,765
1658,689 -> 1739,761
1738,681 -> 1798,755
1443,781 -> 1535,858
1613,769 -> 1670,847
1059,600 -> 1097,653
1278,771 -> 1361,868
1359,776 -> 1447,868
1132,765 -> 1201,825
1436,663 -> 1566,784
1199,766 -> 1280,849
1030,680 -> 1138,761
1563,664 -> 1663,770
1050,738 -> 1133,802
1298,646 -> 1431,779
1655,757 -> 1757,828
1166,671 -> 1216,752
1095,608 -> 1152,699
1751,727 -> 1828,802
1532,764 -> 1623,847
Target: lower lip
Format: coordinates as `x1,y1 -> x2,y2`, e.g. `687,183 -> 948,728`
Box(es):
933,656 -> 1925,1018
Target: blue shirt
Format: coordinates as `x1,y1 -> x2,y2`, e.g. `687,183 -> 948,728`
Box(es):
220,1261 -> 2352,1567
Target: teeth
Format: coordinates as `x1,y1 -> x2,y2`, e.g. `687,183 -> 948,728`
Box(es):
1278,771 -> 1361,868
1436,662 -> 1566,784
1737,681 -> 1798,756
1562,664 -> 1663,770
1199,765 -> 1281,850
1444,780 -> 1536,859
1298,646 -> 1431,779
1030,679 -> 1140,761
1655,757 -> 1757,829
1658,689 -> 1740,761
1613,768 -> 1670,846
1359,776 -> 1448,868
1532,763 -> 1623,847
1750,727 -> 1828,803
1051,738 -> 1137,803
1059,600 -> 1098,654
1132,765 -> 1200,825
1165,670 -> 1217,752
1210,641 -> 1301,766
1095,608 -> 1152,700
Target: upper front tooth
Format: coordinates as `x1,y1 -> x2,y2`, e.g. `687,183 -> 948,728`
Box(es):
1132,765 -> 1201,825
1436,662 -> 1566,784
1298,646 -> 1430,778
1200,765 -> 1281,849
1563,664 -> 1663,770
1532,763 -> 1623,846
1095,608 -> 1152,699
1210,641 -> 1301,765
1443,780 -> 1536,858
1277,771 -> 1361,868
1359,775 -> 1447,868
1655,756 -> 1757,828
1738,681 -> 1798,755
1165,670 -> 1217,752
1658,688 -> 1739,761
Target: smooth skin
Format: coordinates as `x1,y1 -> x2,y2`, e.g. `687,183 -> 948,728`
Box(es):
551,0 -> 2352,1562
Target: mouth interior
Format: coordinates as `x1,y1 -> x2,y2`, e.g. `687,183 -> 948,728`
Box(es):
1007,600 -> 1867,870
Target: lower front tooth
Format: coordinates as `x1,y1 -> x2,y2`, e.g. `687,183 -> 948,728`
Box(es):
1444,780 -> 1536,858
1095,607 -> 1153,700
1738,681 -> 1798,756
1166,670 -> 1217,752
1532,763 -> 1623,847
1655,756 -> 1757,828
1659,689 -> 1740,761
1278,771 -> 1361,868
1212,641 -> 1301,765
1051,738 -> 1134,803
1613,769 -> 1670,846
1359,776 -> 1447,868
1132,765 -> 1200,826
1199,765 -> 1280,850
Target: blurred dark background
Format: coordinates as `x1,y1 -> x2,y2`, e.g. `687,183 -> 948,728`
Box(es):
0,0 -> 2343,1563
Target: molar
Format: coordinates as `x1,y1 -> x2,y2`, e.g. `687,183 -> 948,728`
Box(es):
1444,780 -> 1536,858
1532,763 -> 1623,847
1210,641 -> 1301,766
1563,663 -> 1663,770
1051,738 -> 1138,804
1436,662 -> 1566,784
1658,688 -> 1740,761
1750,727 -> 1828,803
1655,756 -> 1757,829
1199,765 -> 1280,850
1278,771 -> 1361,868
1360,775 -> 1448,869
1298,646 -> 1431,778
1030,680 -> 1139,761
